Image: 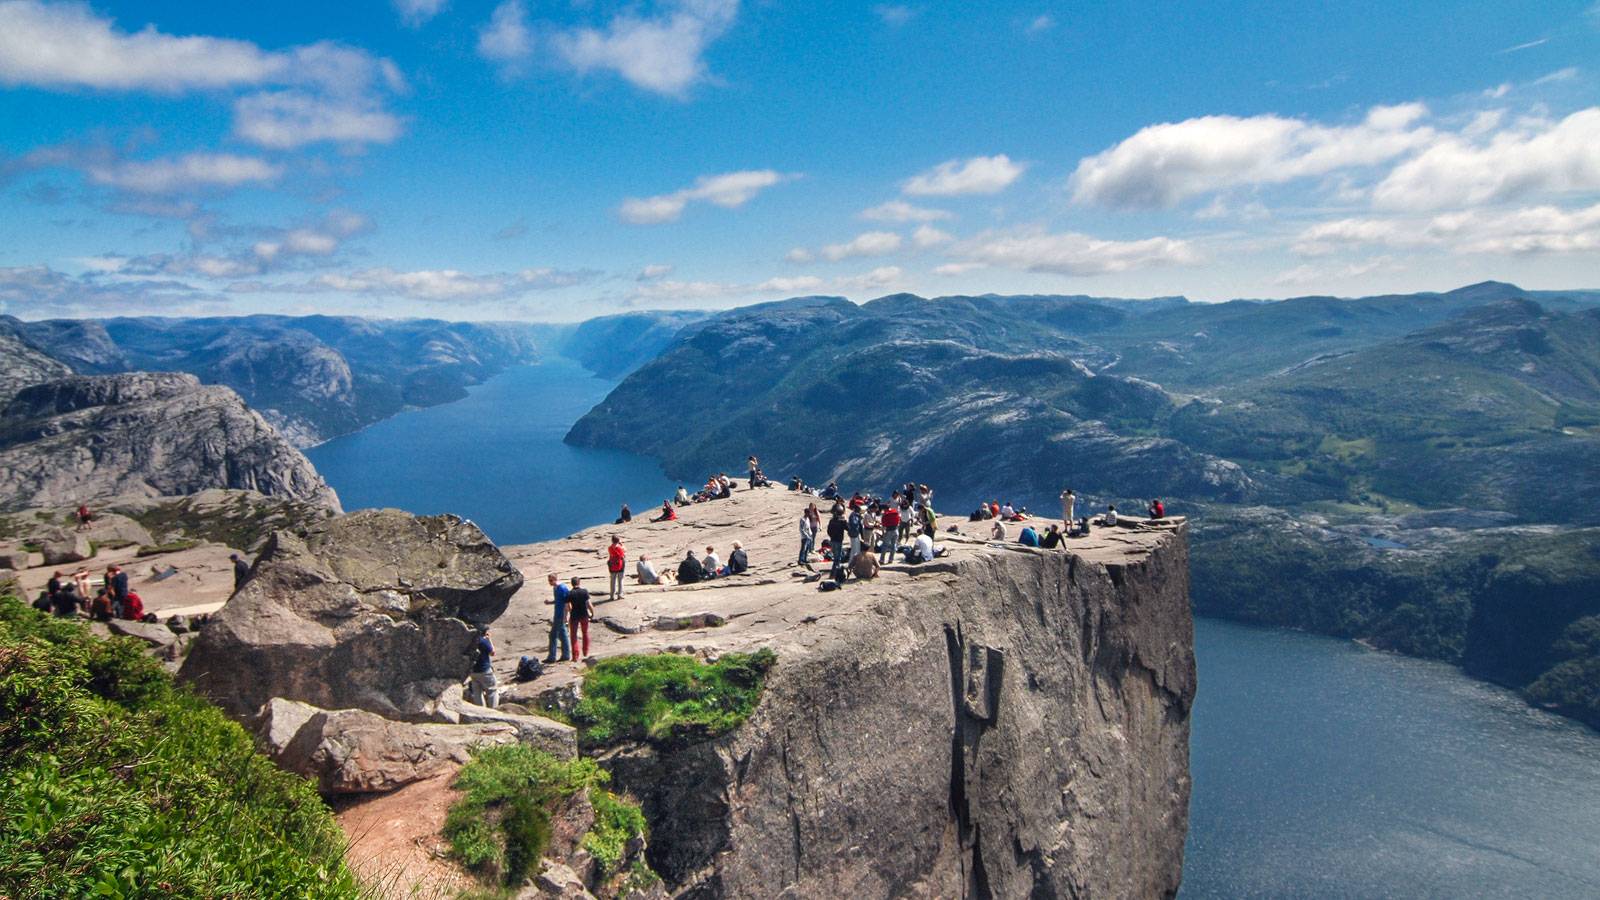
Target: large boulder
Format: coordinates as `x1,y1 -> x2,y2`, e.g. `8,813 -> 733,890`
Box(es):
252,698 -> 563,795
40,532 -> 93,565
180,509 -> 523,719
0,548 -> 28,571
107,618 -> 178,648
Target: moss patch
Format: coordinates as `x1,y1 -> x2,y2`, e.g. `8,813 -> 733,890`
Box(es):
572,649 -> 776,750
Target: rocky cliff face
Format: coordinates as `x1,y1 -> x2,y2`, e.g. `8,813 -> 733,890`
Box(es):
0,330 -> 72,405
496,489 -> 1194,898
0,372 -> 339,511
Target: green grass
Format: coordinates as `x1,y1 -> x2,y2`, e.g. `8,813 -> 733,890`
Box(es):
0,589 -> 362,898
443,745 -> 650,891
572,649 -> 776,750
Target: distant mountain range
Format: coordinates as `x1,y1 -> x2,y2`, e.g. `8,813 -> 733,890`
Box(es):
0,311 -> 706,447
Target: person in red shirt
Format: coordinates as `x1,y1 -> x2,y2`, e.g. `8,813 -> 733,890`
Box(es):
878,504 -> 901,563
606,535 -> 627,601
121,590 -> 144,621
653,500 -> 676,522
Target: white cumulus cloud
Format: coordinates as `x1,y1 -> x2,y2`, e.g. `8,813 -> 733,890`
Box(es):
551,0 -> 739,97
1069,103 -> 1434,209
859,199 -> 953,222
821,231 -> 903,261
620,169 -> 793,224
903,155 -> 1026,196
1371,108 -> 1600,211
478,0 -> 533,71
394,0 -> 447,27
956,228 -> 1200,275
232,92 -> 402,149
86,153 -> 283,194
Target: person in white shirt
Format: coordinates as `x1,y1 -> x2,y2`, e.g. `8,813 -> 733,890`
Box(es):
991,519 -> 1006,541
913,531 -> 936,563
1001,502 -> 1016,520
1060,489 -> 1075,528
636,554 -> 662,585
1104,504 -> 1118,527
702,546 -> 722,576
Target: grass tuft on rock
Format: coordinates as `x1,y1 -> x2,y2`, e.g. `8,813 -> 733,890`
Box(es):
0,589 -> 361,899
572,648 -> 776,749
443,745 -> 650,890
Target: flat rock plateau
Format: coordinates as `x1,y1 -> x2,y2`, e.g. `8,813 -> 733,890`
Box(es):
490,488 -> 1195,898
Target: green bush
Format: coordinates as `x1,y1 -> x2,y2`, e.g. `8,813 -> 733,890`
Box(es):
572,649 -> 776,749
0,594 -> 361,899
583,787 -> 648,877
444,745 -> 651,889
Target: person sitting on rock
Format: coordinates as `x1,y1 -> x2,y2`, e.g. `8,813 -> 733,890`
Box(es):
1103,504 -> 1119,527
702,546 -> 722,578
1148,498 -> 1165,519
820,481 -> 839,500
75,504 -> 93,531
616,503 -> 632,524
910,531 -> 938,564
1019,525 -> 1039,547
50,581 -> 82,618
636,553 -> 663,585
674,485 -> 691,506
1040,524 -> 1064,549
990,519 -> 1006,541
677,550 -> 706,585
850,546 -> 880,581
230,553 -> 251,590
88,586 -> 113,621
1001,502 -> 1016,520
653,500 -> 677,522
468,627 -> 498,708
567,577 -> 593,660
988,500 -> 1000,520
726,541 -> 749,575
121,590 -> 144,621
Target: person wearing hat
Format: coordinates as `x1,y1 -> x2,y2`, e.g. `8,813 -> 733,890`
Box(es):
230,553 -> 251,590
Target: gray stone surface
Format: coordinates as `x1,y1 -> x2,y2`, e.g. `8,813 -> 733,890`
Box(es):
39,532 -> 92,565
180,508 -> 524,720
107,618 -> 178,648
253,698 -> 533,795
0,548 -> 28,571
0,372 -> 339,512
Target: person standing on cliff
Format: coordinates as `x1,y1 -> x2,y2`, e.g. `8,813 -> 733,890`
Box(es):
1060,488 -> 1076,530
544,573 -> 572,663
567,577 -> 593,660
826,510 -> 848,583
878,503 -> 901,562
748,455 -> 760,486
468,627 -> 498,708
606,535 -> 626,601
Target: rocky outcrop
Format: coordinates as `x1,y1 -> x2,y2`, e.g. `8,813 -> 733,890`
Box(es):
499,490 -> 1194,898
252,698 -> 573,795
0,329 -> 72,405
180,509 -> 523,720
0,373 -> 339,512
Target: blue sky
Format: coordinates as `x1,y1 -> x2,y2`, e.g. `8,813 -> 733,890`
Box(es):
1,0 -> 1598,321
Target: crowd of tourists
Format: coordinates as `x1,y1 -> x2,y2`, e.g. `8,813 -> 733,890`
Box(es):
32,564 -> 146,622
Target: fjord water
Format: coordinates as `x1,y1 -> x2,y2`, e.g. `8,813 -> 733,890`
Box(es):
306,359 -> 677,545
309,362 -> 1600,898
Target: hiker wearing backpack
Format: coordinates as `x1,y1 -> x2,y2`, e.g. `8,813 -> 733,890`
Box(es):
607,535 -> 626,600
469,627 -> 499,708
827,510 -> 848,583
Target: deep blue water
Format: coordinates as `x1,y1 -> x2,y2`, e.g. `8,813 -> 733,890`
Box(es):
309,362 -> 1600,898
307,360 -> 677,544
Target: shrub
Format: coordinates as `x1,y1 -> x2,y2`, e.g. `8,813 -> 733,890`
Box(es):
443,745 -> 651,889
0,594 -> 361,899
572,649 -> 776,749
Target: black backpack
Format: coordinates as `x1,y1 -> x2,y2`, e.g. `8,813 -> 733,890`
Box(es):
516,656 -> 544,682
